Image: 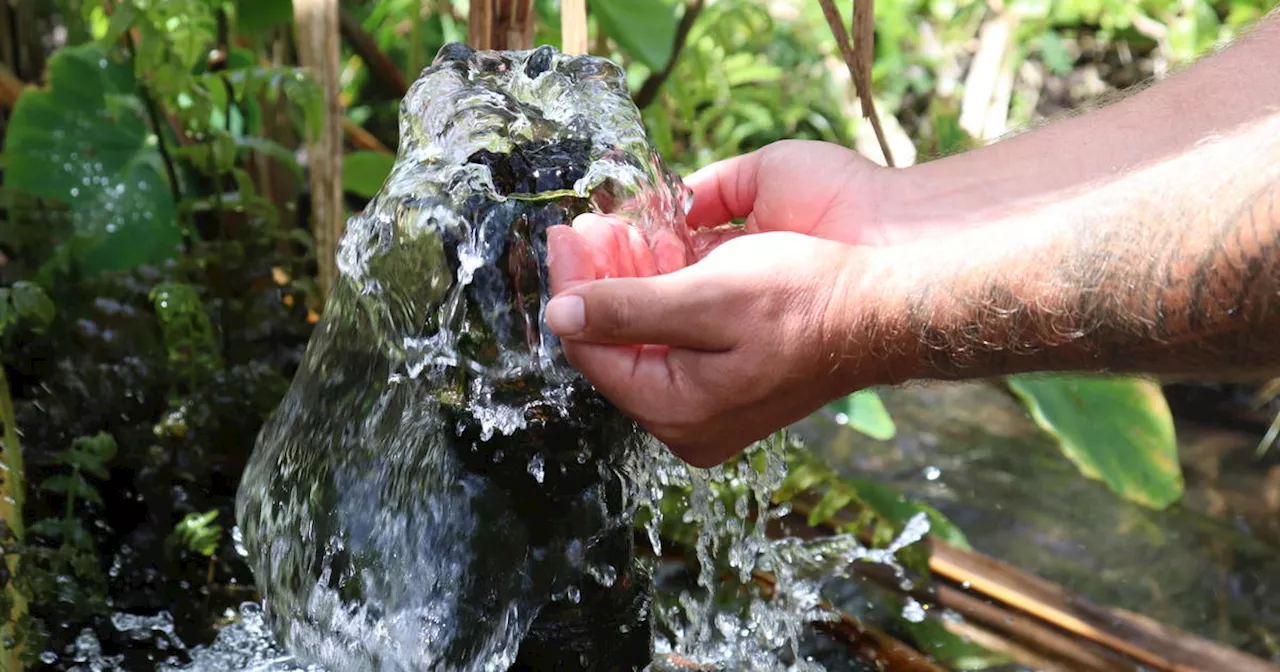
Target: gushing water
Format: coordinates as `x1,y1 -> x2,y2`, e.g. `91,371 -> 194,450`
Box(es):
235,43 -> 692,672
230,42 -> 932,672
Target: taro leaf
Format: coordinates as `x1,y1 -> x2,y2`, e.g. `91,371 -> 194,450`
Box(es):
235,0 -> 294,33
832,389 -> 896,440
1006,374 -> 1183,509
843,476 -> 972,551
5,44 -> 180,275
343,151 -> 396,198
592,0 -> 679,71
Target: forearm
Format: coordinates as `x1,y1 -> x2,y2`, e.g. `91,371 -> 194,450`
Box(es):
858,98 -> 1280,386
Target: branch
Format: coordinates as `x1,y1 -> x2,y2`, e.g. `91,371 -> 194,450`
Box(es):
818,0 -> 894,167
633,0 -> 705,110
0,64 -> 25,109
337,7 -> 408,98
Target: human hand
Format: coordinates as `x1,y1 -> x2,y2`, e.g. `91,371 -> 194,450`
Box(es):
544,217 -> 885,468
681,139 -> 924,246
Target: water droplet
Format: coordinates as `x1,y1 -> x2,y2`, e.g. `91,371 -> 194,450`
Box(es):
901,597 -> 927,623
527,453 -> 545,483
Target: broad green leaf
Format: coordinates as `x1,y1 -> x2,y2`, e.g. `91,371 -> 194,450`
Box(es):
845,476 -> 972,550
1006,374 -> 1183,509
592,0 -> 679,71
8,281 -> 55,330
833,389 -> 896,440
235,0 -> 293,33
5,45 -> 180,275
343,151 -> 396,198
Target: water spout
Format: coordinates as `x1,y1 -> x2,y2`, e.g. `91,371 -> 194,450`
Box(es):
235,43 -> 692,672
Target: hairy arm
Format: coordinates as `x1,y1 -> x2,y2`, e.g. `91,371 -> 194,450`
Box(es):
853,13 -> 1280,387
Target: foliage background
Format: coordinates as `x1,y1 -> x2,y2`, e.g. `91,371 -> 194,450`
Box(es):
0,0 -> 1277,668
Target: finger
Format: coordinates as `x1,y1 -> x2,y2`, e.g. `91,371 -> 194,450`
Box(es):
547,225 -> 599,294
544,271 -> 737,351
625,225 -> 659,277
683,151 -> 762,230
560,340 -> 707,425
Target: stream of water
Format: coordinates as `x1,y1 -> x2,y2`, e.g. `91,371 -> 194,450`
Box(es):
226,43 -> 910,672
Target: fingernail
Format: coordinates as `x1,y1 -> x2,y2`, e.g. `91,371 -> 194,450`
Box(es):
545,295 -> 585,335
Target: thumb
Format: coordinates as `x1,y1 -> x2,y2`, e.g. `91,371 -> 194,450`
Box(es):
544,271 -> 737,351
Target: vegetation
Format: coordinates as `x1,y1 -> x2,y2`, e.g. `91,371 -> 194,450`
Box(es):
0,0 -> 1276,669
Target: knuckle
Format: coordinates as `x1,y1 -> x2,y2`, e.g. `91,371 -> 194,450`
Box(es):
592,291 -> 639,340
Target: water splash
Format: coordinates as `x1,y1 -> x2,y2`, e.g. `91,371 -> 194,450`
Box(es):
235,43 -> 691,672
637,437 -> 933,672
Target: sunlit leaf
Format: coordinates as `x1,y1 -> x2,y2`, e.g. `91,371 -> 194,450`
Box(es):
343,150 -> 396,198
1006,374 -> 1184,509
5,44 -> 180,275
1038,30 -> 1075,76
843,476 -> 972,550
592,0 -> 679,71
832,389 -> 896,440
235,0 -> 293,33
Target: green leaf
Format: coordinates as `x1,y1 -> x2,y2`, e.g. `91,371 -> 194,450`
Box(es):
1038,30 -> 1074,77
592,0 -> 679,71
844,476 -> 972,550
171,510 -> 223,557
833,389 -> 896,440
806,486 -> 856,527
342,151 -> 396,198
1006,374 -> 1184,509
9,281 -> 56,330
4,44 -> 181,275
899,607 -> 1010,670
235,0 -> 293,33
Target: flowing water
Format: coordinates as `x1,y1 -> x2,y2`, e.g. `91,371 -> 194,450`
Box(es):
230,43 -> 911,672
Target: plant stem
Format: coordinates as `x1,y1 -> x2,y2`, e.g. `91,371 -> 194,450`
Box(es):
633,0 -> 705,110
0,362 -> 26,672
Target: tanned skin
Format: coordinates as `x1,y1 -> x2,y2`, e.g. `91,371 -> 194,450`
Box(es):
544,11 -> 1280,467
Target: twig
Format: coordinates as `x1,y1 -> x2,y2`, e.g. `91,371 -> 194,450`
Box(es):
337,7 -> 408,98
632,0 -> 705,110
343,117 -> 393,154
124,34 -> 184,208
559,0 -> 588,56
817,0 -> 894,167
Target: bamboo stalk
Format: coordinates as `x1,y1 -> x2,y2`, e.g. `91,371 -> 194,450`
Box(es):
751,570 -> 946,672
293,0 -> 345,300
0,365 -> 26,672
784,494 -> 1280,672
560,0 -> 588,56
468,0 -> 535,50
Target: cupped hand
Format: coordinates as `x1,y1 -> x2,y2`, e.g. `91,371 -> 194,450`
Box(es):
683,139 -> 905,246
544,215 -> 882,468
